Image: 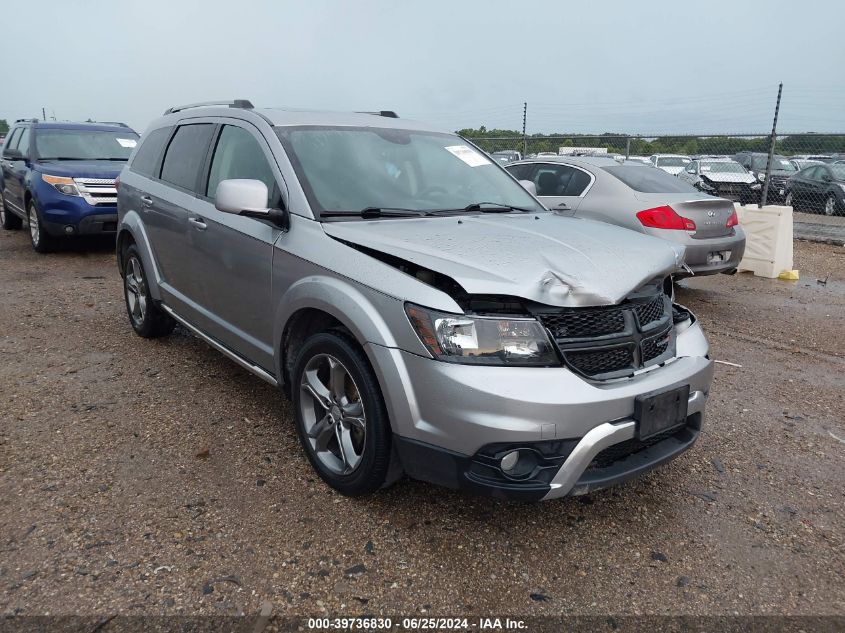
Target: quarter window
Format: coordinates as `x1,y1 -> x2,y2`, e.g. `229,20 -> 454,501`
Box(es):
131,127 -> 172,178
160,124 -> 215,192
206,125 -> 276,204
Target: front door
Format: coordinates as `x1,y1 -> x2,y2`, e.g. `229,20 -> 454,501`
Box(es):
187,122 -> 283,370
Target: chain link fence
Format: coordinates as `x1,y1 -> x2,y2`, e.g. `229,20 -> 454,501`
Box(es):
467,133 -> 845,212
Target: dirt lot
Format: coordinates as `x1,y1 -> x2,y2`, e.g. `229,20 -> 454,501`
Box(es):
1,228 -> 844,619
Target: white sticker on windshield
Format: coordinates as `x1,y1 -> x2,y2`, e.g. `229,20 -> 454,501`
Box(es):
445,145 -> 489,167
701,165 -> 712,171
116,138 -> 137,148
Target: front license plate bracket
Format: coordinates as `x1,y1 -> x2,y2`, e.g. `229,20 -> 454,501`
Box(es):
634,385 -> 690,441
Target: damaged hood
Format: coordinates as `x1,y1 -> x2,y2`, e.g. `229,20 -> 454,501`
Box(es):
323,214 -> 684,308
701,171 -> 756,184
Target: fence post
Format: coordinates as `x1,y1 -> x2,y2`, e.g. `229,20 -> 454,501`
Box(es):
760,83 -> 783,208
625,136 -> 631,159
522,102 -> 527,158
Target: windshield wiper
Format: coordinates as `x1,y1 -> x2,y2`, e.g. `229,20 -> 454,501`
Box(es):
426,202 -> 536,216
92,157 -> 128,161
36,157 -> 90,161
321,207 -> 427,219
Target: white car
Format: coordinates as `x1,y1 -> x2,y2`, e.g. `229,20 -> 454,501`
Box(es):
649,154 -> 691,176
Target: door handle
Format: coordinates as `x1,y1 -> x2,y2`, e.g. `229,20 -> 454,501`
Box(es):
556,202 -> 571,210
140,195 -> 153,208
188,217 -> 207,230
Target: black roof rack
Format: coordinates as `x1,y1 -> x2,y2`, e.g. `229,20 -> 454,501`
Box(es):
15,118 -> 38,123
163,99 -> 254,115
358,110 -> 399,119
91,121 -> 130,128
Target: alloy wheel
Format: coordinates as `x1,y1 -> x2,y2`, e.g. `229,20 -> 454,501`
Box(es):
28,205 -> 40,246
124,256 -> 148,326
0,193 -> 6,225
299,353 -> 367,475
785,191 -> 793,207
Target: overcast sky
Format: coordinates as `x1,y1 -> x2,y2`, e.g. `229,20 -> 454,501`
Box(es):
2,0 -> 843,135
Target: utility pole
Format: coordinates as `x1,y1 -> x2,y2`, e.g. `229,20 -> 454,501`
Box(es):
522,102 -> 527,158
760,83 -> 782,208
41,107 -> 46,120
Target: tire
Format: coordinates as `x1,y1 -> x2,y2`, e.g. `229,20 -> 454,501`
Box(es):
292,330 -> 392,496
784,191 -> 794,210
27,199 -> 59,253
824,194 -> 837,217
1,192 -> 23,230
122,244 -> 176,338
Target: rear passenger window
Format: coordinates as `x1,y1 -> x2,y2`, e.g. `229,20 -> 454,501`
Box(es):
131,127 -> 171,178
206,125 -> 276,202
532,164 -> 591,196
160,124 -> 215,192
3,128 -> 21,155
505,163 -> 534,181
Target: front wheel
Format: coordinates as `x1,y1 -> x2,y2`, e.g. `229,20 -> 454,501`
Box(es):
292,331 -> 393,496
824,194 -> 838,216
784,191 -> 794,209
28,201 -> 58,253
122,244 -> 176,338
1,193 -> 23,230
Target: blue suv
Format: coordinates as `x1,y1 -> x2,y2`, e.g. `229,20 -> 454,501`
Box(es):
1,119 -> 139,252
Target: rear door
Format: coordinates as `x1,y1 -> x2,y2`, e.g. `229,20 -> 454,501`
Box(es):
529,162 -> 594,211
1,127 -> 26,214
187,120 -> 283,369
146,123 -> 216,318
791,166 -> 816,205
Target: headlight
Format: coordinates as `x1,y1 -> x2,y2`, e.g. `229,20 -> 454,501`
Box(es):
757,172 -> 766,182
41,173 -> 80,196
405,303 -> 560,366
838,184 -> 845,194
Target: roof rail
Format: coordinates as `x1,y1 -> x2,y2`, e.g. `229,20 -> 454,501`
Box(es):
358,110 -> 399,119
92,121 -> 130,128
15,118 -> 38,123
163,99 -> 254,115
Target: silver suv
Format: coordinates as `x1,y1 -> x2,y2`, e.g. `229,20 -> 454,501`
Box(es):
116,100 -> 714,501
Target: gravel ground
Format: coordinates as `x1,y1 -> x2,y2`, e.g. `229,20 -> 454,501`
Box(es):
1,228 -> 844,619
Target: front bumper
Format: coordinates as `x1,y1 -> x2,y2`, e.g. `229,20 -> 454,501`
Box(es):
34,182 -> 118,236
681,228 -> 746,276
368,319 -> 713,500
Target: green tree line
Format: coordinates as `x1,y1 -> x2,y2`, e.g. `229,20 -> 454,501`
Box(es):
457,127 -> 845,157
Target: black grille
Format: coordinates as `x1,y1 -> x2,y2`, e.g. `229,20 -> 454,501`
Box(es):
634,296 -> 664,329
588,425 -> 687,470
539,309 -> 625,339
566,345 -> 633,376
536,291 -> 674,380
642,331 -> 670,362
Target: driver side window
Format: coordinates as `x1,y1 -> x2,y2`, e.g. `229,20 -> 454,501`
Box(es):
207,125 -> 280,207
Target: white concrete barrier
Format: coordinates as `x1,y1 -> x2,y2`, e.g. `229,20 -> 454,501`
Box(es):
734,204 -> 794,279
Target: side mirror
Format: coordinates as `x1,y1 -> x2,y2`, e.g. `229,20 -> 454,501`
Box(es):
519,180 -> 537,195
214,179 -> 289,230
3,148 -> 23,160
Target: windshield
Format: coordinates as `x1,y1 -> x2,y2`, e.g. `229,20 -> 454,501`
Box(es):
657,156 -> 689,167
831,165 -> 845,180
275,126 -> 543,218
603,165 -> 700,193
750,155 -> 796,172
701,161 -> 747,174
34,128 -> 139,160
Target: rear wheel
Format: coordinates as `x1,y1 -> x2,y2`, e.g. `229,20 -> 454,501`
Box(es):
122,244 -> 176,338
28,200 -> 58,253
1,193 -> 23,230
784,190 -> 794,209
292,331 -> 392,496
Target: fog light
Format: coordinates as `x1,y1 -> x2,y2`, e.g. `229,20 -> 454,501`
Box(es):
500,450 -> 519,472
64,225 -> 75,235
